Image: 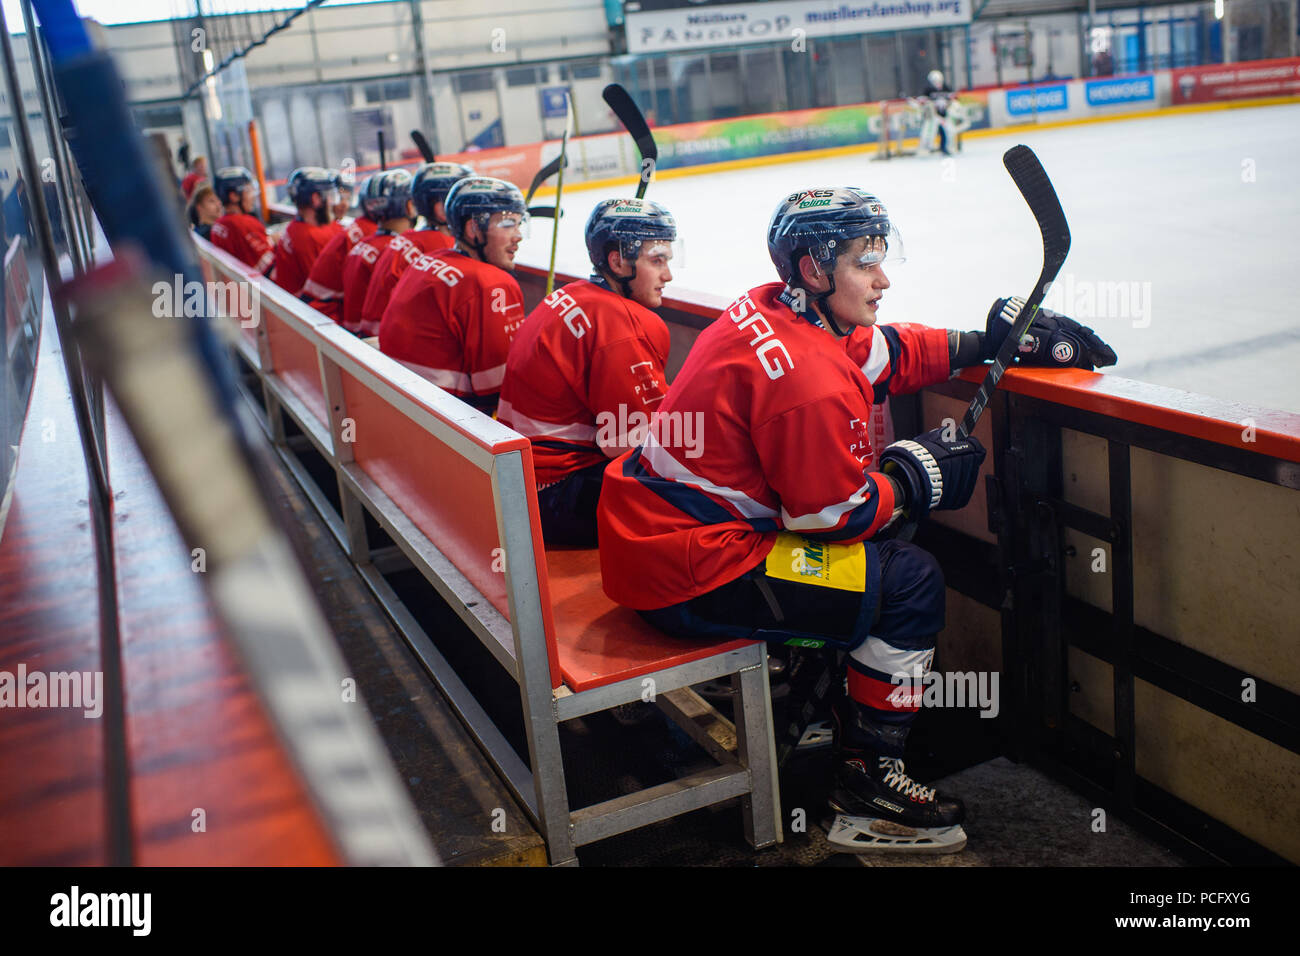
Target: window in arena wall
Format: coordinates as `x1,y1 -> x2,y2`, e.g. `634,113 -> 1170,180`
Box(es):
741,46 -> 785,115
708,53 -> 743,119
560,59 -> 603,81
505,67 -> 542,87
363,79 -> 413,104
455,71 -> 495,95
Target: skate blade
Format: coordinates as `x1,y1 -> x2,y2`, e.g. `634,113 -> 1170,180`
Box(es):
822,814 -> 967,855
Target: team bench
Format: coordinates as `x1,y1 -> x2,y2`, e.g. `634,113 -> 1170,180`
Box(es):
195,238 -> 782,865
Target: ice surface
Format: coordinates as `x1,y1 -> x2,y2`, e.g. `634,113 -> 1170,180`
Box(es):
516,104 -> 1300,415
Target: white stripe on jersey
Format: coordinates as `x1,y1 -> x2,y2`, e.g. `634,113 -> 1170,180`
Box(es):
642,432 -> 778,521
471,363 -> 506,391
302,277 -> 341,300
780,477 -> 874,532
861,325 -> 889,384
498,399 -> 597,442
395,358 -> 471,392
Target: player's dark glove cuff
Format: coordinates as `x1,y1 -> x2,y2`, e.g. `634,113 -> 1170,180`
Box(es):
880,428 -> 986,519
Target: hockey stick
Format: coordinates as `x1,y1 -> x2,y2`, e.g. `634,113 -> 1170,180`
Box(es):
602,83 -> 657,198
525,152 -> 566,205
378,130 -> 387,170
893,145 -> 1068,543
545,90 -> 573,295
958,145 -> 1071,438
410,129 -> 435,162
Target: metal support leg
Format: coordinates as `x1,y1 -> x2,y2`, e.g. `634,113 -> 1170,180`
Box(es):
526,711 -> 578,866
733,651 -> 781,849
264,385 -> 286,445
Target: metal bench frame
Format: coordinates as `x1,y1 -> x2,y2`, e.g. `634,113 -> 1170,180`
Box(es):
198,239 -> 782,865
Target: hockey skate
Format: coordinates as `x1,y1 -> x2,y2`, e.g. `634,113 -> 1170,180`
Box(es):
822,754 -> 968,855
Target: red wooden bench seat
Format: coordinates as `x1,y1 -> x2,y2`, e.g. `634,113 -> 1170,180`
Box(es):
546,547 -> 754,693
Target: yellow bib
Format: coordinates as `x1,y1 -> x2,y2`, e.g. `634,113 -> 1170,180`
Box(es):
764,532 -> 867,593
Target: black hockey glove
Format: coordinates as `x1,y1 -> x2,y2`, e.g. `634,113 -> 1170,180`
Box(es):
981,296 -> 1118,370
879,427 -> 986,521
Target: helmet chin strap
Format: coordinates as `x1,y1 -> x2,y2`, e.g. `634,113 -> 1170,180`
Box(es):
807,260 -> 851,338
609,267 -> 635,299
812,293 -> 851,338
458,217 -> 488,261
601,246 -> 637,299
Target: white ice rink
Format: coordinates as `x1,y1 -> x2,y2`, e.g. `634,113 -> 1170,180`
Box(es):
516,103 -> 1300,415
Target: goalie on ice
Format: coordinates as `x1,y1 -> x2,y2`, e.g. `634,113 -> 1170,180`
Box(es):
597,187 -> 1116,854
919,70 -> 968,157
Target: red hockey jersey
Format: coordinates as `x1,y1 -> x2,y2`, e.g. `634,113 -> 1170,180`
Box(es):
272,219 -> 342,296
359,229 -> 454,334
301,217 -> 378,321
210,213 -> 274,275
341,231 -> 399,336
378,249 -> 525,412
597,281 -> 951,610
498,279 -> 671,488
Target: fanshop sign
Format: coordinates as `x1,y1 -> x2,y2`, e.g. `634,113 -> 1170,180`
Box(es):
626,0 -> 972,53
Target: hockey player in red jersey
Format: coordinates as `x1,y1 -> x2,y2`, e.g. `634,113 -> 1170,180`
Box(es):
379,176 -> 526,414
272,167 -> 343,296
209,167 -> 274,276
597,187 -> 1116,853
302,175 -> 379,321
498,198 -> 679,546
341,169 -> 415,336
358,162 -> 471,334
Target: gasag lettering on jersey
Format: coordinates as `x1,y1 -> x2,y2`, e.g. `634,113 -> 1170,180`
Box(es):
349,242 -> 381,264
728,292 -> 793,380
543,287 -> 592,339
415,254 -> 462,287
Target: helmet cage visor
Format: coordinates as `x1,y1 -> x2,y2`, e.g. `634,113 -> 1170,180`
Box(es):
792,222 -> 904,283
470,208 -> 530,240
613,235 -> 683,271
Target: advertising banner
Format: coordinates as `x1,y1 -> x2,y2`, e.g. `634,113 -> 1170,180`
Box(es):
647,94 -> 988,170
1170,57 -> 1300,105
1084,74 -> 1155,108
626,0 -> 972,54
1005,83 -> 1069,117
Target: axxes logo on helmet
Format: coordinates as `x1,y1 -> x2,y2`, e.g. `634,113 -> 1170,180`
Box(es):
786,189 -> 834,209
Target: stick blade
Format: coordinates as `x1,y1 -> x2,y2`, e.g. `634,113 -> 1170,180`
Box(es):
525,153 -> 567,204
602,83 -> 658,162
410,130 -> 435,163
1003,145 -> 1070,265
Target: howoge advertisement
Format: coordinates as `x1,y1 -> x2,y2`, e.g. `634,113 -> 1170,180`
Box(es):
626,0 -> 973,53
